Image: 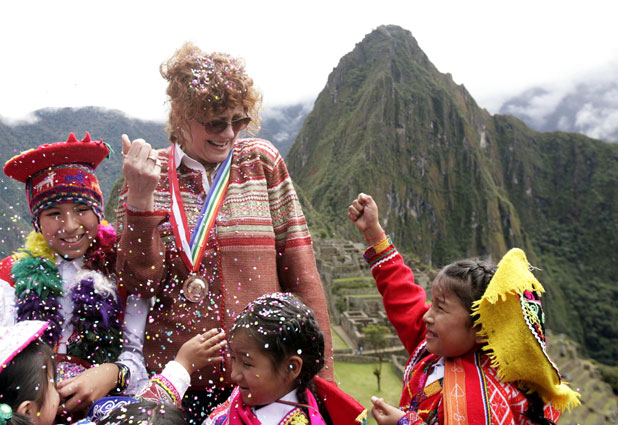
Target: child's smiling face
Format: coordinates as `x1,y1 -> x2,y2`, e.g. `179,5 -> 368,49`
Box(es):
38,202 -> 99,259
229,329 -> 298,406
422,278 -> 481,358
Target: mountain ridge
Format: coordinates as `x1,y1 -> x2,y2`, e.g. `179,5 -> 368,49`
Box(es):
287,24 -> 618,366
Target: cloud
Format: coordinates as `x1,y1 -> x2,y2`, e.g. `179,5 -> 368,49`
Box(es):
0,111 -> 40,126
498,61 -> 618,142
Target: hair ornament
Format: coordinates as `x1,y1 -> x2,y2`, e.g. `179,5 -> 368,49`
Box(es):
0,404 -> 12,425
231,292 -> 312,336
187,53 -> 246,94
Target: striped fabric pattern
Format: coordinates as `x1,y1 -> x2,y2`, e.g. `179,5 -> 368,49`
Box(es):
116,138 -> 333,388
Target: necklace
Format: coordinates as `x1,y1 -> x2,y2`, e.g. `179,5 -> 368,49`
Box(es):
11,227 -> 123,365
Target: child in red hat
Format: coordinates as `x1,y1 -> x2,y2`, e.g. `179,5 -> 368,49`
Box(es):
0,133 -> 149,418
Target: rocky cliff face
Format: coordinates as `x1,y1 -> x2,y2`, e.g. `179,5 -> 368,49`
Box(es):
287,25 -> 618,365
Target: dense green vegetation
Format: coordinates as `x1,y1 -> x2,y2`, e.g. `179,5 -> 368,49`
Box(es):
287,25 -> 618,366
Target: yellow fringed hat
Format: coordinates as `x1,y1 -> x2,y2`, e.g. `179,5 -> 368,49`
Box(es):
471,248 -> 580,412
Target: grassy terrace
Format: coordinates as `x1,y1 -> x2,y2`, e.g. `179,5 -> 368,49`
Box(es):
331,326 -> 351,351
335,361 -> 403,425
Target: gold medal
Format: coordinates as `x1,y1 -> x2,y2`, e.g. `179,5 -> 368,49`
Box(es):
182,274 -> 208,302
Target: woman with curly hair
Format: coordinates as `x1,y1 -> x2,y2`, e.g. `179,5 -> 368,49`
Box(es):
116,42 -> 333,422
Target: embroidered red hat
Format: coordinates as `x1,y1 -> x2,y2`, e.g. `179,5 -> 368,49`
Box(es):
3,132 -> 109,229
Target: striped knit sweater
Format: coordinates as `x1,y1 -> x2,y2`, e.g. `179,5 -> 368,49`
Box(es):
116,138 -> 334,388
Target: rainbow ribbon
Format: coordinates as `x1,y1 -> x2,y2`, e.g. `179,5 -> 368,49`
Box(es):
168,146 -> 233,272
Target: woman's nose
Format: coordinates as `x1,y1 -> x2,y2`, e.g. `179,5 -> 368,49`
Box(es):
422,308 -> 432,323
221,123 -> 236,139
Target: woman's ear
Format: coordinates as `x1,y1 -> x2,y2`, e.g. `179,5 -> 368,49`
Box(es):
286,355 -> 303,381
16,400 -> 35,417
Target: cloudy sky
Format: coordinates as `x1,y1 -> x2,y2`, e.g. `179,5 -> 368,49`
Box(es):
2,0 -> 617,124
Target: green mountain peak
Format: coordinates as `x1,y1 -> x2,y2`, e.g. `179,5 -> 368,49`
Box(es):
287,25 -> 618,365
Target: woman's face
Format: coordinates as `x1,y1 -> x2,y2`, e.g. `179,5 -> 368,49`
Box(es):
183,105 -> 247,165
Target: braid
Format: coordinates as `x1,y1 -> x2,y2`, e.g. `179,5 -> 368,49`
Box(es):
524,391 -> 556,425
296,381 -> 334,425
437,258 -> 496,314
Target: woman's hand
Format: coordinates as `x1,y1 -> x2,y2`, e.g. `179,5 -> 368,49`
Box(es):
371,397 -> 406,425
348,193 -> 385,244
56,363 -> 118,414
121,134 -> 162,211
175,328 -> 227,375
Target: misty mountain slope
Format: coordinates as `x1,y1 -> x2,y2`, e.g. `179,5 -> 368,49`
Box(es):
0,106 -> 299,251
286,25 -> 618,365
0,107 -> 169,254
499,72 -> 618,143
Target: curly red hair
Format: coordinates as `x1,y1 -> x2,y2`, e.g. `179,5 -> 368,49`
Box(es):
160,42 -> 262,147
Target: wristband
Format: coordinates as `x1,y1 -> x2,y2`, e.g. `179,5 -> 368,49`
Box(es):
365,230 -> 386,245
125,202 -> 146,213
111,362 -> 130,394
373,236 -> 391,254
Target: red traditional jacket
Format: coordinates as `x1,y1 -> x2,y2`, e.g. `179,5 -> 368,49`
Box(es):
364,244 -> 561,425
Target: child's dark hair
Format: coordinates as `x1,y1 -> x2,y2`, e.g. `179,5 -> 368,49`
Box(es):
98,401 -> 186,425
436,260 -> 555,425
0,339 -> 56,425
435,259 -> 496,319
231,292 -> 332,424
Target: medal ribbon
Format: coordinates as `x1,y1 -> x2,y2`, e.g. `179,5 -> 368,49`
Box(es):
168,146 -> 233,272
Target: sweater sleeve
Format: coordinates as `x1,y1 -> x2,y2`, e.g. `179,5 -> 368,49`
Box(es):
262,144 -> 335,382
364,243 -> 428,355
115,192 -> 169,298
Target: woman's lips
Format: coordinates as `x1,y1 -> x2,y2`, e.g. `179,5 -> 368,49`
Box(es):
207,139 -> 229,148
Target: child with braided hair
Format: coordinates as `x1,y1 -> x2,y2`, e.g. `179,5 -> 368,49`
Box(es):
206,293 -> 367,425
347,193 -> 579,425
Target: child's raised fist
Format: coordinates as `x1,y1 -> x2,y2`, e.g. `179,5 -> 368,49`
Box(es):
347,193 -> 384,244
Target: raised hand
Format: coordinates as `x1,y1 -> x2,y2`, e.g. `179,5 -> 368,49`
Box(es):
175,328 -> 227,375
121,134 -> 162,211
347,193 -> 385,244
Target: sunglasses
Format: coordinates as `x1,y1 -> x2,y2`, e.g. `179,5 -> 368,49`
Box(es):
196,116 -> 251,134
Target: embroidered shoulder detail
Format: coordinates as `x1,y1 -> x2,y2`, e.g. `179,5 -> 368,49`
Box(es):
281,407 -> 309,425
136,374 -> 182,407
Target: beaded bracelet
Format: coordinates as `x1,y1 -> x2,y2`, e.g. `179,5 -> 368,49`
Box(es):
124,202 -> 146,213
111,362 -> 130,394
